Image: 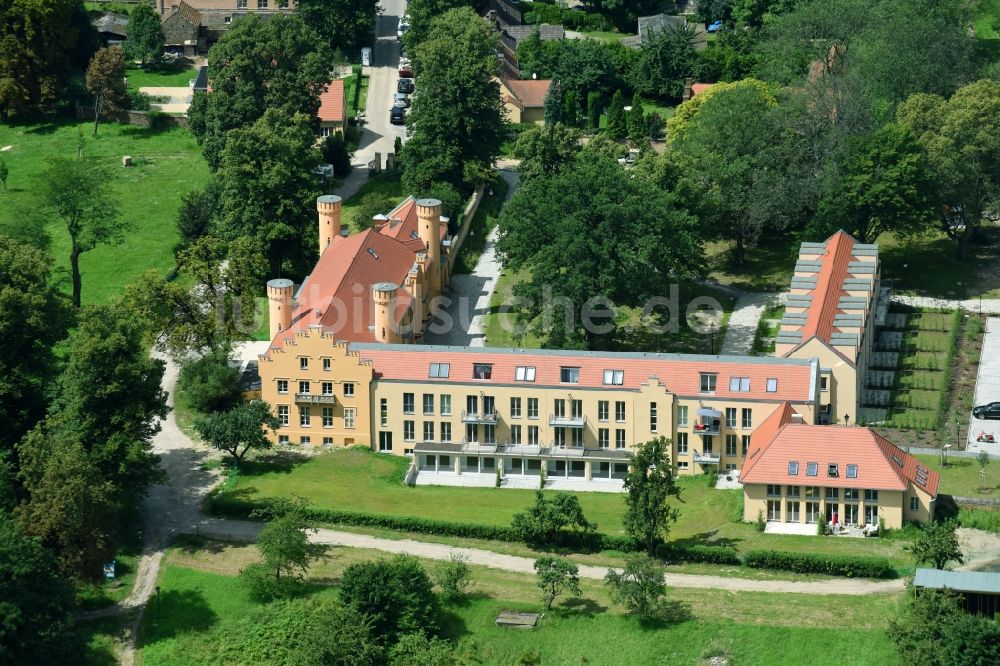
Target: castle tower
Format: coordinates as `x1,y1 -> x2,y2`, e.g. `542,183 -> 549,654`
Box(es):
317,194 -> 342,256
405,258 -> 424,339
416,198 -> 442,297
267,278 -> 294,340
372,282 -> 400,344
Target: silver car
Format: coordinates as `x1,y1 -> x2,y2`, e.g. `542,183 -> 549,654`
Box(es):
394,92 -> 410,108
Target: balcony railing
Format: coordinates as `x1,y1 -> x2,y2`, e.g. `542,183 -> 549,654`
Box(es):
692,450 -> 720,464
295,393 -> 337,404
549,414 -> 587,428
460,410 -> 498,424
692,419 -> 720,436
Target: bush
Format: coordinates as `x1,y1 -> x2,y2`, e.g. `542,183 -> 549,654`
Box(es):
706,470 -> 718,488
321,131 -> 352,178
604,554 -> 666,617
178,351 -> 242,413
434,552 -> 472,601
340,554 -> 439,645
742,550 -> 897,579
239,561 -> 303,601
127,90 -> 151,111
655,543 -> 740,566
522,5 -> 613,32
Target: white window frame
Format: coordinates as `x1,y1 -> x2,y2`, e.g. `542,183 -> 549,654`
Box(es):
515,366 -> 536,382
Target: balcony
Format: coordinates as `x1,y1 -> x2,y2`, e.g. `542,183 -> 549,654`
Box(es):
295,393 -> 336,405
549,414 -> 587,428
461,410 -> 498,424
692,450 -> 720,465
692,420 -> 720,436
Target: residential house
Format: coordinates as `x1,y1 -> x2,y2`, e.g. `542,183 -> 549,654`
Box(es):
498,77 -> 551,125
318,79 -> 347,137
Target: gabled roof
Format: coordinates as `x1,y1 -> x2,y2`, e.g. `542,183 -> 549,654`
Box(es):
503,79 -> 552,109
502,24 -> 565,45
318,80 -> 345,124
349,344 -> 816,401
376,196 -> 447,248
740,403 -> 940,495
162,1 -> 201,45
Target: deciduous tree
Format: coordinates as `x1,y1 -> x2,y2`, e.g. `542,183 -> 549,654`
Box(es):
630,23 -> 701,102
339,554 -> 439,644
0,515 -> 79,661
240,506 -> 327,600
533,556 -> 581,610
402,8 -> 504,193
85,46 -> 127,136
512,123 -> 581,181
195,401 -> 280,465
124,3 -> 165,66
297,0 -> 381,53
510,491 -> 596,548
400,0 -> 470,52
39,157 -> 128,308
604,554 -> 667,617
623,437 -> 682,556
906,521 -> 964,570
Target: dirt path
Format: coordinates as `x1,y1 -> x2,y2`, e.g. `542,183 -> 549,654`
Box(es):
195,521 -> 905,596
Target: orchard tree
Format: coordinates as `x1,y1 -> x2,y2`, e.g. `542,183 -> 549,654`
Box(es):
215,108 -> 322,274
240,506 -> 327,600
0,516 -> 80,661
39,158 -> 128,308
897,80 -> 1000,258
188,13 -> 333,169
0,236 -> 71,454
813,123 -> 937,243
85,46 -> 127,137
906,521 -> 964,570
125,3 -> 165,66
604,554 -> 666,617
195,401 -> 281,465
402,8 -> 505,193
623,437 -> 682,556
496,150 -> 701,349
534,556 -> 581,610
297,0 -> 381,52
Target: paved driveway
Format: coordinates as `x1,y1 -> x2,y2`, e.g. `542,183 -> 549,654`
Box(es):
969,317 -> 1000,454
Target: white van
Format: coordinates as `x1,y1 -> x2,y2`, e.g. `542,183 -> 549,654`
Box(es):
361,47 -> 372,67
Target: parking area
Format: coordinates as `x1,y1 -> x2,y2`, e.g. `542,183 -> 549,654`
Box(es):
968,317 -> 1000,454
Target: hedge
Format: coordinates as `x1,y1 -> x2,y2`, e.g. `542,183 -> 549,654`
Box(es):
656,543 -> 741,565
742,550 -> 896,579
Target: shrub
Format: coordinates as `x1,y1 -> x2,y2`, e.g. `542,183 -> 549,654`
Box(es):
178,351 -> 242,413
604,554 -> 666,617
321,131 -> 352,178
127,90 -> 151,111
706,470 -> 718,488
742,550 -> 897,579
340,554 -> 439,645
755,510 -> 766,532
389,633 -> 454,666
434,552 -> 472,601
510,491 -> 596,549
655,543 -> 740,565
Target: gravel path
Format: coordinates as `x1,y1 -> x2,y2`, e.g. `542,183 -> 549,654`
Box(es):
720,292 -> 778,356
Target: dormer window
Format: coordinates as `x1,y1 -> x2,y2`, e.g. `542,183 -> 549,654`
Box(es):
473,363 -> 493,380
828,463 -> 839,477
428,363 -> 450,378
603,370 -> 624,385
700,373 -> 717,393
788,461 -> 799,476
846,464 -> 858,479
729,376 -> 750,392
560,367 -> 579,384
515,366 -> 536,382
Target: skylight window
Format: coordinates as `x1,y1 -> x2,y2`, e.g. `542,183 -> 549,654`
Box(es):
806,462 -> 818,477
729,376 -> 750,392
891,454 -> 903,467
473,363 -> 493,380
788,461 -> 799,476
846,464 -> 858,479
515,366 -> 536,382
428,363 -> 450,378
828,463 -> 839,478
367,248 -> 378,259
766,378 -> 778,392
603,370 -> 624,385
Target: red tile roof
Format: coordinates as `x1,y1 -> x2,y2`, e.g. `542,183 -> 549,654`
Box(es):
318,79 -> 345,123
741,403 -> 940,495
690,83 -> 712,97
376,196 -> 447,247
348,344 -> 817,402
504,79 -> 552,109
800,230 -> 856,344
270,228 -> 418,348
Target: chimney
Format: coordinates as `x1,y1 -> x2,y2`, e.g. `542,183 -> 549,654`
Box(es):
416,198 -> 442,296
266,278 -> 294,340
317,194 -> 342,256
682,77 -> 694,102
372,282 -> 399,344
791,413 -> 805,425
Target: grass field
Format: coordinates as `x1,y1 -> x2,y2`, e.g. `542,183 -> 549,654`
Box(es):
339,172 -> 405,232
135,539 -> 903,665
916,454 -> 999,497
0,118 -> 209,305
230,448 -> 916,570
126,64 -> 199,91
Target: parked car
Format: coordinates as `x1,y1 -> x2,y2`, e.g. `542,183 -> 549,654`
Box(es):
707,20 -> 723,32
394,92 -> 410,108
361,47 -> 372,67
973,402 -> 1000,420
390,106 -> 406,125
397,78 -> 414,94
398,58 -> 412,77
396,21 -> 409,40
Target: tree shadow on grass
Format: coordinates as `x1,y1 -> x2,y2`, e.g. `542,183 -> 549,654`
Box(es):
636,600 -> 693,630
670,530 -> 743,550
557,596 -> 607,618
238,451 -> 311,477
437,606 -> 471,641
144,589 -> 218,643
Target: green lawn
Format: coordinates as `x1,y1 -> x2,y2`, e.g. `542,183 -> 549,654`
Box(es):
126,64 -> 199,91
916,454 -> 1000,497
136,542 -> 902,665
580,30 -> 632,42
877,229 -> 1000,299
0,118 -> 209,305
340,172 -> 405,232
230,448 -> 916,570
342,72 -> 370,118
